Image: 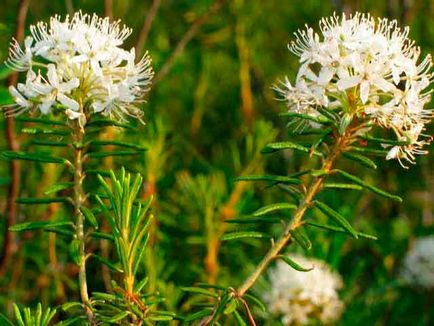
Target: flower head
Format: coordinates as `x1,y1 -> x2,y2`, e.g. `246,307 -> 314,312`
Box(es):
276,13 -> 433,167
401,235 -> 434,289
264,255 -> 344,325
5,11 -> 154,124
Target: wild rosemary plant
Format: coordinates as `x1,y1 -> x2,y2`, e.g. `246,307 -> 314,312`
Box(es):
184,13 -> 433,325
0,12 -> 174,325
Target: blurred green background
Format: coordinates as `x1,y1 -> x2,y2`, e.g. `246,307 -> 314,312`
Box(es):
0,0 -> 433,324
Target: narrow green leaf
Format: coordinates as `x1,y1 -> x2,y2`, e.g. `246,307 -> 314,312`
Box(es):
343,152 -> 377,169
90,231 -> 114,241
214,292 -> 232,321
279,112 -> 331,124
92,292 -> 119,301
335,169 -> 402,202
349,146 -> 388,156
86,118 -> 135,130
21,127 -> 69,136
13,304 -> 25,326
103,311 -> 129,323
181,287 -> 219,298
225,217 -> 281,224
311,169 -> 328,177
196,283 -> 226,290
290,228 -> 312,250
148,316 -> 174,321
220,231 -> 269,241
44,182 -> 74,195
323,183 -> 363,190
134,277 -> 149,293
85,169 -> 111,177
244,294 -> 266,312
60,302 -> 82,311
89,140 -> 146,150
359,135 -> 410,146
253,203 -> 297,216
43,226 -> 74,237
223,299 -> 237,315
235,175 -> 301,185
261,141 -> 322,156
277,255 -> 313,272
233,311 -> 248,326
338,113 -> 352,135
80,206 -> 99,229
0,314 -> 14,326
306,221 -> 378,240
92,254 -> 123,273
69,240 -> 81,265
16,117 -> 65,126
314,201 -> 358,239
184,309 -> 213,322
87,150 -> 143,159
16,197 -> 70,204
10,221 -> 71,232
2,151 -> 67,164
32,139 -> 69,147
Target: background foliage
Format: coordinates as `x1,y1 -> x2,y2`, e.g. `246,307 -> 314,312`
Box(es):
0,0 -> 433,324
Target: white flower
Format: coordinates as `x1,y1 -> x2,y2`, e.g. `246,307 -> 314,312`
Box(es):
5,11 -> 154,123
276,12 -> 433,167
401,235 -> 434,289
264,255 -> 344,325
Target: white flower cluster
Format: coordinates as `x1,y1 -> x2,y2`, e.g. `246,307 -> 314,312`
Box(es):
276,13 -> 433,167
401,235 -> 434,289
6,11 -> 154,125
264,255 -> 344,325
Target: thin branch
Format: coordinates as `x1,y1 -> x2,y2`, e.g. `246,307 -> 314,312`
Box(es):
0,0 -> 30,277
104,0 -> 113,20
135,0 -> 162,58
154,0 -> 225,83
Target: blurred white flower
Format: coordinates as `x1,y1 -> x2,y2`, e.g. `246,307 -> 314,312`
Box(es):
401,235 -> 434,289
5,11 -> 154,123
275,12 -> 433,167
264,255 -> 344,325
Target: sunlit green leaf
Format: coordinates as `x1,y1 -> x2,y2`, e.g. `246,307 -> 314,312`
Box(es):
306,221 -> 377,240
44,182 -> 74,195
335,169 -> 402,202
261,141 -> 322,156
220,231 -> 269,241
181,287 -> 219,298
276,255 -> 313,272
253,203 -> 297,216
10,220 -> 72,232
343,152 -> 377,169
236,175 -> 301,185
323,183 -> 363,190
16,197 -> 70,204
2,151 -> 67,164
290,228 -> 312,250
314,201 -> 358,239
80,206 -> 99,229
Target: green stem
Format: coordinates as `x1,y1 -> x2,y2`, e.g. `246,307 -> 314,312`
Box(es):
237,133 -> 348,297
72,123 -> 93,319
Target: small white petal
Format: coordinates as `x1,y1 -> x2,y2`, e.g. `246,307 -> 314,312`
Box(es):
386,146 -> 400,160
57,93 -> 79,111
360,80 -> 370,104
337,75 -> 362,90
47,64 -> 59,88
